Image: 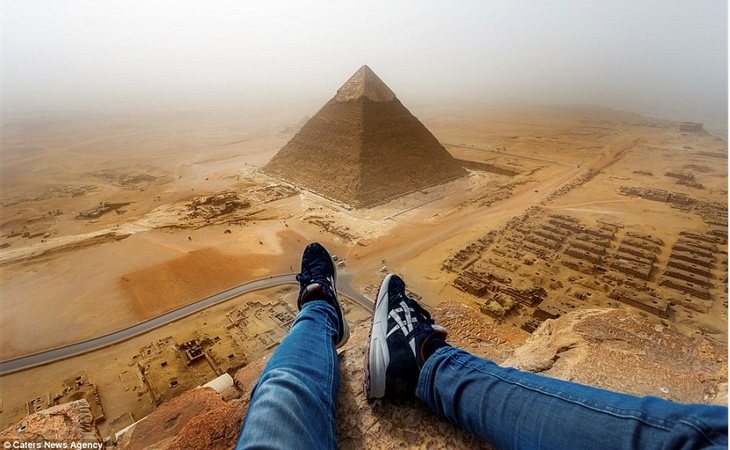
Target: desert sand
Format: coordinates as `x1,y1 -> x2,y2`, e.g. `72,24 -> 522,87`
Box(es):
0,82 -> 727,440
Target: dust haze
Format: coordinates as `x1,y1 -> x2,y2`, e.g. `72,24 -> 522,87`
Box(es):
2,0 -> 727,132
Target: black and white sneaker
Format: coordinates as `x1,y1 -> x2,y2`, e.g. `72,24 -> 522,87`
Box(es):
295,242 -> 350,348
364,274 -> 448,399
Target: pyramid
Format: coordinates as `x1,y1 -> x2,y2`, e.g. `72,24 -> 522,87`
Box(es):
263,65 -> 466,208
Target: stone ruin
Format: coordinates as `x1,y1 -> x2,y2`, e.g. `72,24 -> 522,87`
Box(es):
186,191 -> 250,219
445,206 -> 729,339
25,371 -> 105,426
665,170 -> 704,189
660,233 -> 720,301
76,202 -> 131,220
618,186 -> 728,230
678,121 -> 706,133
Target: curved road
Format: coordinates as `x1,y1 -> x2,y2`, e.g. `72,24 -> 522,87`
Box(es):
0,272 -> 373,376
1,136 -> 632,376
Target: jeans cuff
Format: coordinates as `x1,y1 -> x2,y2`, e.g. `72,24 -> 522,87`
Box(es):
416,345 -> 458,404
299,300 -> 338,331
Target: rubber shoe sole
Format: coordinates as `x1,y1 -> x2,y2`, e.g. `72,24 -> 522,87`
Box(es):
363,273 -> 393,399
300,244 -> 350,348
327,252 -> 350,348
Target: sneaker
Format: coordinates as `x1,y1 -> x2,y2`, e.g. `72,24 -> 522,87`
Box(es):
295,242 -> 350,348
364,274 -> 448,399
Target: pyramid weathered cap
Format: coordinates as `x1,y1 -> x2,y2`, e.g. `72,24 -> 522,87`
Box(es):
334,65 -> 396,102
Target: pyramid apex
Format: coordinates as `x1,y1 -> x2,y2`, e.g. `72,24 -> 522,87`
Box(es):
335,65 -> 396,102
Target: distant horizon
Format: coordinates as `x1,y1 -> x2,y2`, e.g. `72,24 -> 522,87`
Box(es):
2,95 -> 726,140
2,1 -> 726,136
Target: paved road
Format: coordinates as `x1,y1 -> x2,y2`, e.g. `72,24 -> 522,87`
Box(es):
1,134 -> 634,376
0,273 -> 373,375
2,136 -> 631,376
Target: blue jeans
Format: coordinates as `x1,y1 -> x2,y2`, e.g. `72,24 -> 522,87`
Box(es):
237,301 -> 340,449
419,347 -> 728,450
236,302 -> 728,449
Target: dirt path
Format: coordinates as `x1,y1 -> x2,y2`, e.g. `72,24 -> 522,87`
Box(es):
585,135 -> 639,172
351,166 -> 581,273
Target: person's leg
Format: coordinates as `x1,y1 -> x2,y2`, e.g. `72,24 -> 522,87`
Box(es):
237,242 -> 348,450
417,346 -> 727,450
236,301 -> 340,450
365,274 -> 728,450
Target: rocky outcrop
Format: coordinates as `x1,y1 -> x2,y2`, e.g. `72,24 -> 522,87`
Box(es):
335,322 -> 494,449
429,301 -> 529,361
135,304 -> 726,449
504,309 -> 728,404
7,305 -> 727,449
0,400 -> 102,446
114,355 -> 271,450
116,388 -> 246,450
115,302 -> 525,449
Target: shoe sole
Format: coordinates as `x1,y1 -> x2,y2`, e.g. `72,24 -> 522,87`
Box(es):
363,273 -> 393,399
328,252 -> 350,348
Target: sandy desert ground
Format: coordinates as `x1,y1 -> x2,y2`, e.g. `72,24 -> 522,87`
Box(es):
0,103 -> 726,439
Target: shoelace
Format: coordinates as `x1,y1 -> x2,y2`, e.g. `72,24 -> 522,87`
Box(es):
296,256 -> 330,284
296,271 -> 330,290
403,295 -> 433,325
390,294 -> 436,336
295,272 -> 311,284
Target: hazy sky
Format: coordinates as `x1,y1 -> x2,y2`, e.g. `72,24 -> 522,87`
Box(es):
2,1 -> 727,128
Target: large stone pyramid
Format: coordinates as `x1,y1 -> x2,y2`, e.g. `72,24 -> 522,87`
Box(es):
263,65 -> 466,208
